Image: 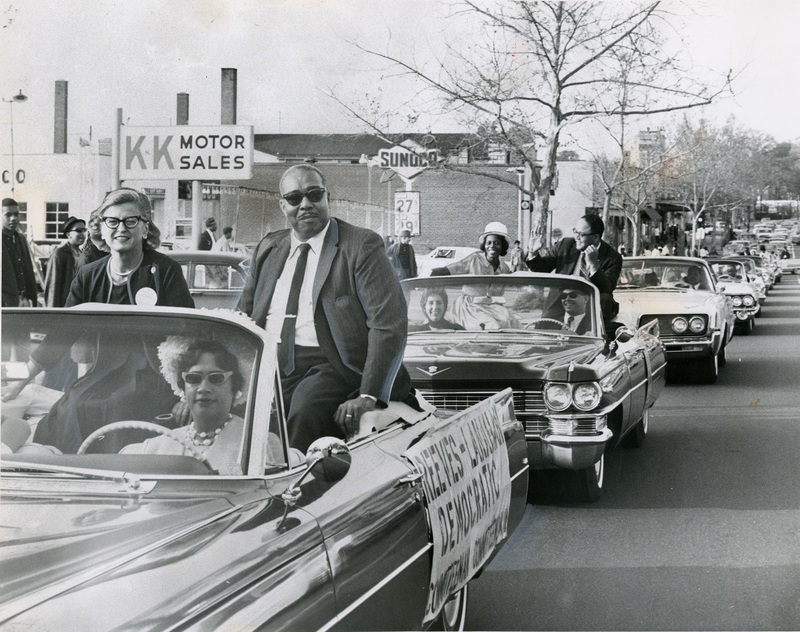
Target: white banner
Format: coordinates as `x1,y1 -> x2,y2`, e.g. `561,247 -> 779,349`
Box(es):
120,125 -> 253,180
403,389 -> 513,623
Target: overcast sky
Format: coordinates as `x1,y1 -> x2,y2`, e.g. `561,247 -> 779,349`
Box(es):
2,0 -> 800,157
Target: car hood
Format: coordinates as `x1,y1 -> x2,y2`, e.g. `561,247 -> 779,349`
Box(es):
616,289 -> 719,314
716,281 -> 756,295
405,331 -> 604,380
0,477 -> 271,627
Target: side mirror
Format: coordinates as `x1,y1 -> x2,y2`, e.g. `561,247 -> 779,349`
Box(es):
280,437 -> 351,506
614,326 -> 635,344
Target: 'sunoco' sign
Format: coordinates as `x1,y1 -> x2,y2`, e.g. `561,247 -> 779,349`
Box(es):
378,145 -> 439,180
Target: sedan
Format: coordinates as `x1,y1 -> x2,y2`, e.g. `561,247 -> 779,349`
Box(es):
615,257 -> 735,384
167,250 -> 249,309
415,246 -> 480,277
401,273 -> 666,502
706,259 -> 760,334
0,306 -> 528,630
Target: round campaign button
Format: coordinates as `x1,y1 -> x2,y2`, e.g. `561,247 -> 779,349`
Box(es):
135,287 -> 158,306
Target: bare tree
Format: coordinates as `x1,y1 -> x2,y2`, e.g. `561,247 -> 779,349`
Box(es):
337,0 -> 729,248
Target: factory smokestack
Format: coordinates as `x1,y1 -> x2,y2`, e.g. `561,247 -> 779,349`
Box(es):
177,93 -> 189,125
221,68 -> 237,125
54,80 -> 68,154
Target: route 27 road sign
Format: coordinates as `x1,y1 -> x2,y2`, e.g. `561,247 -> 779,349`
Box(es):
395,191 -> 420,235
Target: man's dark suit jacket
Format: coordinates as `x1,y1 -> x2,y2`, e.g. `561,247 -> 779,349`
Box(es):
239,218 -> 411,405
526,237 -> 623,320
198,230 -> 214,251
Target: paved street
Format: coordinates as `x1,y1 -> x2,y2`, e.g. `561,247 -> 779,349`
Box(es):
468,275 -> 800,630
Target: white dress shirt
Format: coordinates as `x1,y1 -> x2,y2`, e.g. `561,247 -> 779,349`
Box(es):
564,313 -> 585,332
266,223 -> 330,347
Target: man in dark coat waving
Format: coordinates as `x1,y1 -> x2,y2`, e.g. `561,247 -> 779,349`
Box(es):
526,214 -> 622,324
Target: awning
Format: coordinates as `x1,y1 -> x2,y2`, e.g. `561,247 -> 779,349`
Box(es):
642,206 -> 661,222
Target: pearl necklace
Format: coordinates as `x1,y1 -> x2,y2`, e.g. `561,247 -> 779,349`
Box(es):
108,253 -> 144,283
187,415 -> 233,447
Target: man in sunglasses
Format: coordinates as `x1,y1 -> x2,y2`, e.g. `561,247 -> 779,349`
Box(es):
525,214 -> 622,324
239,164 -> 415,451
43,216 -> 86,307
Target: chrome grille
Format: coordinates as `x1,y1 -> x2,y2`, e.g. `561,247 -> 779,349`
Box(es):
549,416 -> 604,436
417,389 -> 548,435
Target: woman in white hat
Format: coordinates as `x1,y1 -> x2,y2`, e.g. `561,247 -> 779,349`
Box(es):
430,221 -> 512,276
430,222 -> 513,329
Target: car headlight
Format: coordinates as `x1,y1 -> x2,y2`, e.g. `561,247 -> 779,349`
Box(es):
688,316 -> 706,334
573,383 -> 602,411
671,317 -> 688,334
743,295 -> 755,307
732,296 -> 743,307
544,383 -> 571,411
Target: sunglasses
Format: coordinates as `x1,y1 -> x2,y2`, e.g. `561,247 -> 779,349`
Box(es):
182,371 -> 233,386
561,292 -> 582,300
282,187 -> 326,207
572,229 -> 596,238
101,216 -> 146,229
69,228 -> 87,233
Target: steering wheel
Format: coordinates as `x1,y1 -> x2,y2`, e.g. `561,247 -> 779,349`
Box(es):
77,420 -> 213,469
525,317 -> 570,331
717,274 -> 734,281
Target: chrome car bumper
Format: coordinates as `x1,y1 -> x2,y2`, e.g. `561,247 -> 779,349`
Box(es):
526,426 -> 613,470
661,329 -> 722,360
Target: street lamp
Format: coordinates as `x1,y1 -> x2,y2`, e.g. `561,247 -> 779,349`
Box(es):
3,90 -> 28,195
506,166 -> 525,243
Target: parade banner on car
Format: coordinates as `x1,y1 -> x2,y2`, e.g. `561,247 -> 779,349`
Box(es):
403,389 -> 513,623
120,125 -> 254,180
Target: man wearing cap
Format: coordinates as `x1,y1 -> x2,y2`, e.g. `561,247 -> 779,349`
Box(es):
526,214 -> 622,323
239,164 -> 415,451
198,217 -> 217,250
2,198 -> 38,307
43,216 -> 87,307
386,229 -> 418,280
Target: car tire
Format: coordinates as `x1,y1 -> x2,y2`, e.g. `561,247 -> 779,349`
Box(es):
736,318 -> 754,336
718,336 -> 728,367
565,454 -> 604,502
433,583 -> 468,631
694,354 -> 719,384
624,408 -> 649,448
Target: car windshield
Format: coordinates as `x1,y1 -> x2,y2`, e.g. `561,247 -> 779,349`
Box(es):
618,258 -> 713,290
402,274 -> 599,337
1,309 -> 290,476
708,261 -> 746,281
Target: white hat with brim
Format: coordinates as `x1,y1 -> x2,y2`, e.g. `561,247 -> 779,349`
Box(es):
479,221 -> 510,247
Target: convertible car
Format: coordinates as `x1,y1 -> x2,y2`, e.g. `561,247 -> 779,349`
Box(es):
0,306 -> 528,631
615,257 -> 735,384
401,273 -> 666,502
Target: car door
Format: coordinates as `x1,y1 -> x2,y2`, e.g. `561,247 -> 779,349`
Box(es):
297,428 -> 432,631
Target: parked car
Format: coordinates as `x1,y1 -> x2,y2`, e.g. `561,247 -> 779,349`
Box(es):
0,306 -> 528,630
167,250 -> 249,309
401,273 -> 667,502
415,246 -> 480,277
615,256 -> 734,384
705,259 -> 760,334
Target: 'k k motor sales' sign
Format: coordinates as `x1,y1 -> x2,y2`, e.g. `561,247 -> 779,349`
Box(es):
120,125 -> 254,180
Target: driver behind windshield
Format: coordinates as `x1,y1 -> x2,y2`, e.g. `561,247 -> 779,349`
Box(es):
535,287 -> 593,334
120,338 -> 246,475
